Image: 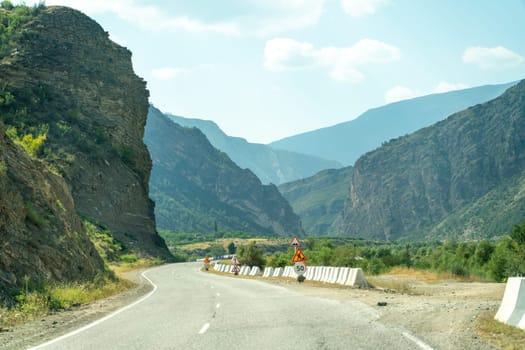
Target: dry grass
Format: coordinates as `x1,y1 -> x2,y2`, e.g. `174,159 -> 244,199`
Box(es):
110,258 -> 163,275
476,312 -> 525,350
0,278 -> 132,328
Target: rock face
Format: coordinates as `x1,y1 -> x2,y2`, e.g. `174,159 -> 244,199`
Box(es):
341,80 -> 525,240
279,167 -> 353,236
0,121 -> 104,296
145,106 -> 304,236
0,6 -> 171,259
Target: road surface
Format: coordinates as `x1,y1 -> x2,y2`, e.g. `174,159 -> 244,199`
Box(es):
29,263 -> 432,350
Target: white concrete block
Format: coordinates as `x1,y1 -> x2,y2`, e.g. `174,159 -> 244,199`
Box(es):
495,277 -> 525,328
249,266 -> 261,276
305,266 -> 315,280
283,266 -> 293,278
273,267 -> 283,277
345,268 -> 367,287
329,267 -> 340,284
336,268 -> 350,284
262,267 -> 274,278
313,266 -> 323,281
239,266 -> 249,275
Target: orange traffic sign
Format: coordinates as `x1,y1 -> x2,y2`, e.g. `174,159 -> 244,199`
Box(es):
289,236 -> 301,247
204,256 -> 211,264
292,248 -> 307,262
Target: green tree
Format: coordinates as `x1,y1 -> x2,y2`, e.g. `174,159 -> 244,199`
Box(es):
238,241 -> 265,268
209,244 -> 226,258
227,241 -> 236,254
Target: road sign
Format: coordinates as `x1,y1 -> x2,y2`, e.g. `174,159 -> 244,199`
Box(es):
292,248 -> 307,262
294,262 -> 306,276
231,256 -> 240,265
204,256 -> 211,264
289,236 -> 301,247
232,265 -> 240,273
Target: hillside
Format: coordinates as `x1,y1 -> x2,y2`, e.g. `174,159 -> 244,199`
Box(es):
162,110 -> 341,185
0,5 -> 172,261
0,120 -> 104,297
145,106 -> 304,236
341,79 -> 525,240
279,167 -> 353,236
270,82 -> 516,165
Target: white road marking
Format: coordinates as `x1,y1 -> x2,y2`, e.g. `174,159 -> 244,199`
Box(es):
198,323 -> 210,334
402,332 -> 434,350
216,303 -> 221,309
28,268 -> 161,349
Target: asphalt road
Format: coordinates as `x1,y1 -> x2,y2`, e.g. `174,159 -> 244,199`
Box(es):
29,263 -> 431,350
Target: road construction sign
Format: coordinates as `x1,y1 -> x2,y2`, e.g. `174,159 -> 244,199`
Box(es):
292,248 -> 307,262
289,236 -> 301,247
204,256 -> 211,264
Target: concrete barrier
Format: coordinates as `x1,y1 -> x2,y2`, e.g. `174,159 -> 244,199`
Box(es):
273,267 -> 283,277
262,267 -> 274,278
283,266 -> 293,278
240,266 -> 250,275
305,266 -> 315,280
214,263 -> 221,271
495,277 -> 525,330
345,268 -> 367,287
336,267 -> 349,285
249,266 -> 261,276
313,266 -> 323,281
329,267 -> 340,284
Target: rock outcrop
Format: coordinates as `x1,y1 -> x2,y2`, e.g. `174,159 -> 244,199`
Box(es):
145,106 -> 304,236
0,121 -> 104,296
341,80 -> 525,240
0,6 -> 171,259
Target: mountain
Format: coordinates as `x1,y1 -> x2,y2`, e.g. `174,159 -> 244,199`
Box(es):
161,110 -> 341,185
0,2 -> 172,272
0,120 -> 104,297
270,82 -> 517,166
341,79 -> 525,241
279,166 -> 353,236
145,106 -> 304,236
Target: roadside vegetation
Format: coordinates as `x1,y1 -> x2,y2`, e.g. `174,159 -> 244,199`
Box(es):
0,220 -> 162,329
166,220 -> 525,283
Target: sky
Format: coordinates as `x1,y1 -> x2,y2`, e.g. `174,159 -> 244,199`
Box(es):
16,0 -> 525,143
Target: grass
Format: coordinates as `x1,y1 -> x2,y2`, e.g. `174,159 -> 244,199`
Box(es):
0,277 -> 132,328
477,312 -> 525,350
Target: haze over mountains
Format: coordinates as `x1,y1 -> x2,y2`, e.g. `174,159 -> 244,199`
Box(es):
145,106 -> 304,236
162,111 -> 341,185
270,82 -> 517,165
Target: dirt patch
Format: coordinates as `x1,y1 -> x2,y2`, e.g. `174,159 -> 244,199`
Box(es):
0,270 -> 152,350
262,275 -> 506,350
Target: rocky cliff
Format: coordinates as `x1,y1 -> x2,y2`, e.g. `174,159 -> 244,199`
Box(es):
0,120 -> 104,296
279,167 -> 353,236
145,106 -> 304,236
341,80 -> 525,240
0,5 -> 171,259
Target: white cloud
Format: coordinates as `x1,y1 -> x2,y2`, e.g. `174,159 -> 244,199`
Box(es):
264,38 -> 400,82
151,67 -> 188,81
385,81 -> 469,103
250,0 -> 325,35
433,81 -> 469,94
462,46 -> 524,70
20,0 -> 239,34
20,0 -> 325,36
341,0 -> 388,17
384,85 -> 417,103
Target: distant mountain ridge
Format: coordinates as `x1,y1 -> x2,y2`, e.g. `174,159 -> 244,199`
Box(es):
145,106 -> 304,236
270,82 -> 517,166
341,79 -> 525,240
159,109 -> 341,185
